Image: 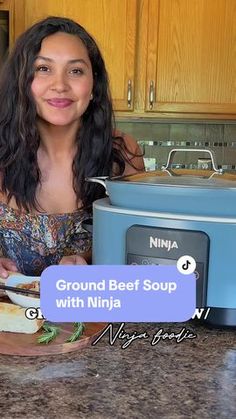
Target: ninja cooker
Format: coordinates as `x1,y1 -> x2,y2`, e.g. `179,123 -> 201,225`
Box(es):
87,149 -> 236,327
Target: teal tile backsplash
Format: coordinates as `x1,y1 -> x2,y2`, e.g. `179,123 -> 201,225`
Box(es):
116,120 -> 236,170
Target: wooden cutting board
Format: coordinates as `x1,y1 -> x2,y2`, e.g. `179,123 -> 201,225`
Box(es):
0,297 -> 106,356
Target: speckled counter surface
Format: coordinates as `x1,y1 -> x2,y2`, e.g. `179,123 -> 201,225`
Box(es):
0,321 -> 236,419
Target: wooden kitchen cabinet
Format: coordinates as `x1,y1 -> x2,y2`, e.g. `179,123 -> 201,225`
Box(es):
11,0 -> 236,119
0,0 -> 14,48
19,0 -> 138,112
144,0 -> 236,118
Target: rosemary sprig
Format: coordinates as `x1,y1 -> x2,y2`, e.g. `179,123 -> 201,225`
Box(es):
37,322 -> 60,344
37,322 -> 85,344
66,322 -> 85,343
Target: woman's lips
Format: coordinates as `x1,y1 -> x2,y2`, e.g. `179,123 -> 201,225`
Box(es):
46,98 -> 73,108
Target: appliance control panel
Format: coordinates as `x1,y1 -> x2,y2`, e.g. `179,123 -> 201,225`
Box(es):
126,226 -> 209,308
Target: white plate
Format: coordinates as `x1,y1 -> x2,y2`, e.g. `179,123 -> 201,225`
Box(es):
6,275 -> 40,308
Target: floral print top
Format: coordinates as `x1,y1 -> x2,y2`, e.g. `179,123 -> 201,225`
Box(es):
0,203 -> 92,276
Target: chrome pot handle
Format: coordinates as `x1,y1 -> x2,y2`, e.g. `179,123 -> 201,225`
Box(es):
85,176 -> 109,195
162,148 -> 222,173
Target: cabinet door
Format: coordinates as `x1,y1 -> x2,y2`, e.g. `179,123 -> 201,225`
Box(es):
146,0 -> 236,116
23,0 -> 137,111
0,0 -> 14,48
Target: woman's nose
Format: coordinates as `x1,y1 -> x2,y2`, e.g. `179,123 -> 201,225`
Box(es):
50,72 -> 69,93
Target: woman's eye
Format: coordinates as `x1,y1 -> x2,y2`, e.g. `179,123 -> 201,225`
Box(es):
69,68 -> 84,75
35,65 -> 50,72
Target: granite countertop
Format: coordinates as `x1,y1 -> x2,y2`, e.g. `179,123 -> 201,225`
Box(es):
1,320 -> 236,419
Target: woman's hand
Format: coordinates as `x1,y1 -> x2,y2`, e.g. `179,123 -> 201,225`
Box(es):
0,258 -> 18,279
59,255 -> 88,265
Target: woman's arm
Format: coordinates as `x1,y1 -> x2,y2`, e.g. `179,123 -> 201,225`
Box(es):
113,131 -> 145,176
122,133 -> 145,175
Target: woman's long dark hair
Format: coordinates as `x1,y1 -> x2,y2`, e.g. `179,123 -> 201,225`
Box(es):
0,16 -> 139,212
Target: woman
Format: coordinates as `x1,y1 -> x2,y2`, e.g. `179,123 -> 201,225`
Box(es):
0,16 -> 144,278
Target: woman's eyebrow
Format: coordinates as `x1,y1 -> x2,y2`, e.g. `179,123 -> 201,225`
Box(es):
35,56 -> 89,67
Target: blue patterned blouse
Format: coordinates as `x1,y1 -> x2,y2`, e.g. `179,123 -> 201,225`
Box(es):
0,203 -> 92,275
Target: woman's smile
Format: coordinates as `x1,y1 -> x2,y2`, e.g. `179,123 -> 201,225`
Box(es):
46,98 -> 74,108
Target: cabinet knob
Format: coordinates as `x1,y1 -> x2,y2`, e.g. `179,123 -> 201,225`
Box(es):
127,79 -> 132,108
149,80 -> 155,109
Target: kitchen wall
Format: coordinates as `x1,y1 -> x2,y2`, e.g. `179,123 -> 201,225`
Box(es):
116,120 -> 236,171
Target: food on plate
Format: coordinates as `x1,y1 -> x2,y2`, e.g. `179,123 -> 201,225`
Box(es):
0,272 -> 23,296
5,275 -> 40,307
0,302 -> 43,334
16,280 -> 40,293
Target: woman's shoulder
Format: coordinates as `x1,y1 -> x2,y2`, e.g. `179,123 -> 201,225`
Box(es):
113,129 -> 145,174
113,129 -> 139,152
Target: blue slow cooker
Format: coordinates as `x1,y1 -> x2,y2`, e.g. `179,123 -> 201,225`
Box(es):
87,150 -> 236,327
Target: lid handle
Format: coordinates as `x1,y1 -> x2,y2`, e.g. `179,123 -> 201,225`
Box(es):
85,176 -> 109,195
162,148 -> 222,173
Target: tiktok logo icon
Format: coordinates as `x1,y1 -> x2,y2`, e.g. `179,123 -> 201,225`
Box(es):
177,255 -> 197,275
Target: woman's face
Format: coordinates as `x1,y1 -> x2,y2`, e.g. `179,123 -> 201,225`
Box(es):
31,32 -> 93,128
